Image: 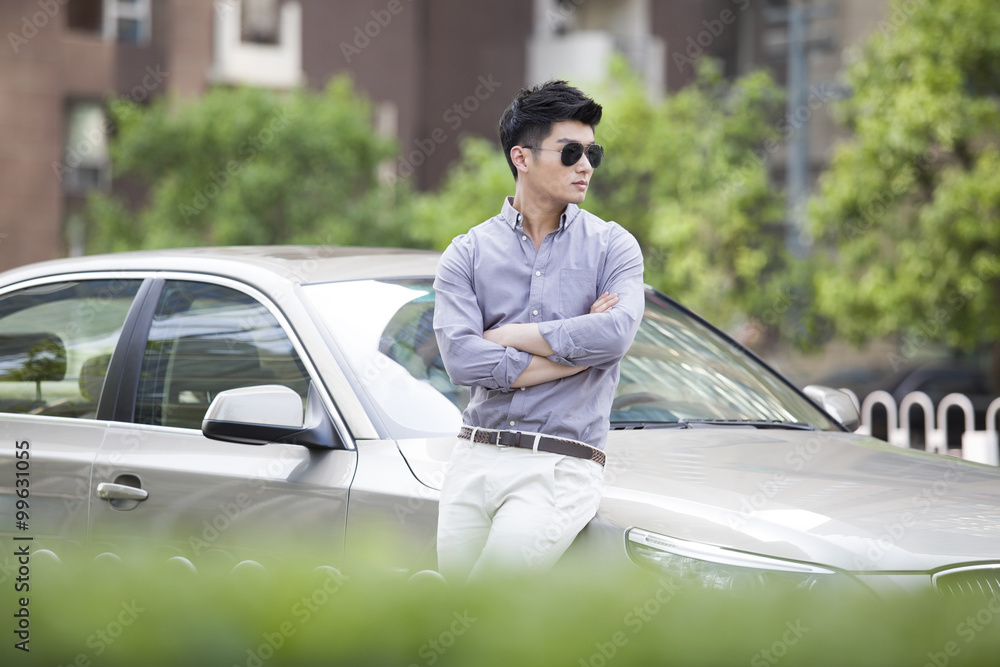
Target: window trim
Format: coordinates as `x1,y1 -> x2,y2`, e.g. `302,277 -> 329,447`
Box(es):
114,272 -> 356,449
0,271 -> 360,449
0,273 -> 146,422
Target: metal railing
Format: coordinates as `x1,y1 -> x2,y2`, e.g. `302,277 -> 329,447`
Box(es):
843,389 -> 1000,466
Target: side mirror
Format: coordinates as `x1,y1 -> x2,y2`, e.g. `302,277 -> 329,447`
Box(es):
803,385 -> 861,432
202,383 -> 343,449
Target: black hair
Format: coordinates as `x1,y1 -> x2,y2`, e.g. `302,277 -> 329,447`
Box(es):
498,80 -> 602,180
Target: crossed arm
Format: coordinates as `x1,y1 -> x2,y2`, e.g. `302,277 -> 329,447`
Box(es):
433,231 -> 643,393
485,292 -> 619,388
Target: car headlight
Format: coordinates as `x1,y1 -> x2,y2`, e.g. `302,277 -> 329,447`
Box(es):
625,528 -> 836,594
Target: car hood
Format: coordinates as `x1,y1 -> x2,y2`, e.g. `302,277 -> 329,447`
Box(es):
397,428 -> 1000,572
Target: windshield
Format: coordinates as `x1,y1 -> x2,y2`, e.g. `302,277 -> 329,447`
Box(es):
303,280 -> 837,438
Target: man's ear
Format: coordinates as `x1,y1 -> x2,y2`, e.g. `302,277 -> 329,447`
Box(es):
510,146 -> 531,176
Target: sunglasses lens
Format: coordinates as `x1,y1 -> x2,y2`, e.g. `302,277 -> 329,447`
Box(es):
560,143 -> 603,168
561,143 -> 585,166
586,144 -> 603,168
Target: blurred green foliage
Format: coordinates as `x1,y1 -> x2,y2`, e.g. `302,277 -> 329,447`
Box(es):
4,540 -> 999,667
88,58 -> 794,342
593,59 -> 793,339
87,77 -> 417,251
809,0 -> 1000,356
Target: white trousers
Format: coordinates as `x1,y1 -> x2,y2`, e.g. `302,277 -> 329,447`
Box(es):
436,436 -> 604,583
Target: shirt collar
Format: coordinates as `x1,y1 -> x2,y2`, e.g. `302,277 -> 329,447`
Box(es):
500,197 -> 581,231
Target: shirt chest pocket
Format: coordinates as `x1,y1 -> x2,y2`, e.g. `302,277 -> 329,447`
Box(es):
558,269 -> 598,317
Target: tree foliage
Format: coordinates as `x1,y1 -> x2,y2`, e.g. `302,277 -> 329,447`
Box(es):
91,61 -> 799,346
87,77 -> 413,252
808,0 -> 1000,360
591,59 -> 789,338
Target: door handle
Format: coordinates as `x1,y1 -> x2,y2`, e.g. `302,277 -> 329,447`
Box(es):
97,482 -> 149,501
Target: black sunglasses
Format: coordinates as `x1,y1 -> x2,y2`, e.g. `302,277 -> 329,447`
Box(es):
522,142 -> 604,168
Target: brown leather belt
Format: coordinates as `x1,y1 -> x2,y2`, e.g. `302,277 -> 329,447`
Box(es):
458,426 -> 606,467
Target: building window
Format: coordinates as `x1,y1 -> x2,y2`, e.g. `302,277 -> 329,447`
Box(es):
66,0 -> 151,43
67,0 -> 103,34
210,0 -> 302,88
105,0 -> 152,44
61,101 -> 111,194
241,0 -> 280,44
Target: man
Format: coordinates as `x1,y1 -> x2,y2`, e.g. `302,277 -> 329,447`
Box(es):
433,80 -> 644,583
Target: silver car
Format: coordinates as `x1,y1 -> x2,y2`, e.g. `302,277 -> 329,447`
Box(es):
1,246 -> 998,599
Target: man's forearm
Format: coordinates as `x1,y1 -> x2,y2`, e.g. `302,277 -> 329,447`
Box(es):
483,292 -> 620,361
511,355 -> 587,388
483,323 -> 554,357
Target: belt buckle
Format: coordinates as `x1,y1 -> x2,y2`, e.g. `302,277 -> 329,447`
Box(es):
497,430 -> 520,448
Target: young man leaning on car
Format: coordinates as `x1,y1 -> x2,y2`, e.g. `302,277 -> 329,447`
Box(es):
432,80 -> 645,583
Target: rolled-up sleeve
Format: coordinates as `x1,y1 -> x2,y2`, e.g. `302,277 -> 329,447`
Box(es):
433,239 -> 532,391
538,229 -> 644,370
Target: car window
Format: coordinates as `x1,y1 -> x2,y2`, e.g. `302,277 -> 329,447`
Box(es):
133,280 -> 310,429
0,279 -> 142,418
303,280 -> 467,436
303,280 -> 837,440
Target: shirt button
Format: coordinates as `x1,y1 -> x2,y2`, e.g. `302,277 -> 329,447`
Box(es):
520,387 -> 525,391
509,421 -> 515,426
532,309 -> 538,316
521,235 -> 527,241
535,270 -> 541,276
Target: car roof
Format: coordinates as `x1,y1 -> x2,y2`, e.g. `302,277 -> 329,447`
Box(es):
0,246 -> 443,290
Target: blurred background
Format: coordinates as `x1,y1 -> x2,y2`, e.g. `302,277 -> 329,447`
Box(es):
1,0 -> 998,449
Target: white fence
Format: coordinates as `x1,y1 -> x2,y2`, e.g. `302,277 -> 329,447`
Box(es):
845,390 -> 1000,466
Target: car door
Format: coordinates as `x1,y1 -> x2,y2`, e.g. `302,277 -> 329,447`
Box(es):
88,276 -> 356,569
0,277 -> 144,559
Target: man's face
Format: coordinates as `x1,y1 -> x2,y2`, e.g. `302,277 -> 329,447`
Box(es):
521,120 -> 597,207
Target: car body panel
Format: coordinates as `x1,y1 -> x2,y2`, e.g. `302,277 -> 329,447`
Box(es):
0,414 -> 106,543
343,440 -> 439,572
397,428 -> 1000,572
88,423 -> 356,564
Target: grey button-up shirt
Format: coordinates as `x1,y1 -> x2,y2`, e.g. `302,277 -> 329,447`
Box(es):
433,197 -> 644,449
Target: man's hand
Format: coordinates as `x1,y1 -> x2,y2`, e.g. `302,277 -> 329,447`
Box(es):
590,291 -> 618,314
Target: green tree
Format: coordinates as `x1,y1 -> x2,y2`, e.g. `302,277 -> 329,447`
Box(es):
411,59 -> 791,342
590,59 -> 789,341
808,0 -> 1000,373
87,77 -> 413,251
407,135 -> 511,251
